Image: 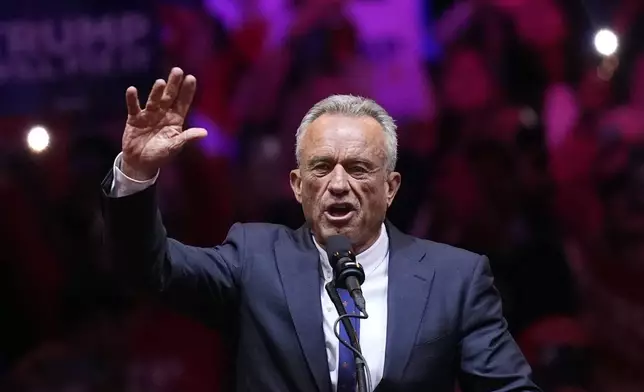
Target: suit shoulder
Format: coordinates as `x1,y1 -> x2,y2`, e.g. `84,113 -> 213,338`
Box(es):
409,238 -> 491,292
228,222 -> 294,236
225,222 -> 296,245
414,237 -> 483,270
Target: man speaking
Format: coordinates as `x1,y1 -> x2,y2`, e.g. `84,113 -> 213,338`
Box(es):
101,68 -> 540,391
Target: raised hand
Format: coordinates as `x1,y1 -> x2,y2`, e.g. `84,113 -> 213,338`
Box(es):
121,67 -> 208,180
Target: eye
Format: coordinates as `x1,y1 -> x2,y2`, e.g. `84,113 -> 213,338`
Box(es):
348,165 -> 369,177
312,162 -> 332,175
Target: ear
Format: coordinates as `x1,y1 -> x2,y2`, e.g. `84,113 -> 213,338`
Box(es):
290,169 -> 303,203
385,171 -> 401,208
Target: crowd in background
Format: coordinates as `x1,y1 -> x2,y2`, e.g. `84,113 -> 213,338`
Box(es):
2,0 -> 644,391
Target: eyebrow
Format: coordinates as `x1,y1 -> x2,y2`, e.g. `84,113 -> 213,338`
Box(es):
306,156 -> 377,168
306,156 -> 333,167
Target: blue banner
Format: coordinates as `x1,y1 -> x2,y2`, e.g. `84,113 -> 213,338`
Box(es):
0,0 -> 161,115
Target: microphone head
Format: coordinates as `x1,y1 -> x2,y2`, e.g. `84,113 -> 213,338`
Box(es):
325,235 -> 354,263
325,235 -> 365,287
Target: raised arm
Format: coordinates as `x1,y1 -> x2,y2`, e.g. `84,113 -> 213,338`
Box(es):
101,68 -> 241,327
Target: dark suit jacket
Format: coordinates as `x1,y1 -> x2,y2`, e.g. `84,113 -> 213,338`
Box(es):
101,171 -> 540,392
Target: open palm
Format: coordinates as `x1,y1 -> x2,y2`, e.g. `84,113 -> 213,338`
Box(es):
121,67 -> 207,179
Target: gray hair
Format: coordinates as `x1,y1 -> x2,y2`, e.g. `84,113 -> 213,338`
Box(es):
295,94 -> 398,172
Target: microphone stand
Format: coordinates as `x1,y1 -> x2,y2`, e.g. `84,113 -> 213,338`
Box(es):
325,282 -> 368,392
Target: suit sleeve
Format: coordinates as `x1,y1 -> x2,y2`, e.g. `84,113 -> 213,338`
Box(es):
110,152 -> 159,197
458,256 -> 542,392
101,169 -> 243,327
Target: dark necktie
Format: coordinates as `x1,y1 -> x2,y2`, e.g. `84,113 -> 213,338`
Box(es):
337,288 -> 360,392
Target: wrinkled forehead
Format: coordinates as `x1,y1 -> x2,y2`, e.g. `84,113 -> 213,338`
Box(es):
300,114 -> 387,162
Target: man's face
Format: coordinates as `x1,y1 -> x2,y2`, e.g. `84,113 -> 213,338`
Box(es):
290,114 -> 401,252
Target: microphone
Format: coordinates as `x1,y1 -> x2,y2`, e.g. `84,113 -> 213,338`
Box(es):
325,235 -> 367,313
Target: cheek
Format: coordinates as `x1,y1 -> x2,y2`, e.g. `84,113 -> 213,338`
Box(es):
302,179 -> 324,207
357,182 -> 388,209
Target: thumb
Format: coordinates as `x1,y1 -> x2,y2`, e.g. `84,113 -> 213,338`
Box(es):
172,127 -> 208,149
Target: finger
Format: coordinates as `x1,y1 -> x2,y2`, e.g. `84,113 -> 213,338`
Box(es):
125,87 -> 141,116
181,127 -> 208,143
172,127 -> 208,149
159,67 -> 184,110
145,79 -> 166,112
172,74 -> 197,118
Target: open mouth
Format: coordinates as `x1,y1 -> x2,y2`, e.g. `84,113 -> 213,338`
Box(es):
325,203 -> 355,221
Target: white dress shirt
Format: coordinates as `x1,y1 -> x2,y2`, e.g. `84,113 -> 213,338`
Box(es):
313,223 -> 389,391
110,153 -> 390,391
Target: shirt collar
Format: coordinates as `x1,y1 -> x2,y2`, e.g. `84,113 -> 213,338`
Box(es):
313,223 -> 389,282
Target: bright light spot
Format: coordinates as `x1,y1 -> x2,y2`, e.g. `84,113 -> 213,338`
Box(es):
594,29 -> 619,56
26,126 -> 50,153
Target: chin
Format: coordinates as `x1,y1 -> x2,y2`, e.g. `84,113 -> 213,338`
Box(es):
321,225 -> 350,236
316,224 -> 354,242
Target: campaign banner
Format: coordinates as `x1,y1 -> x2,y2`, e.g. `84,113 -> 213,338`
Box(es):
0,0 -> 161,116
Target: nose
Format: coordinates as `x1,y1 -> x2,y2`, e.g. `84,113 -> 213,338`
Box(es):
328,164 -> 350,196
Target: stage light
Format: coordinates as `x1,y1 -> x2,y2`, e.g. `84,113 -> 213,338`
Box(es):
594,28 -> 618,56
26,125 -> 50,153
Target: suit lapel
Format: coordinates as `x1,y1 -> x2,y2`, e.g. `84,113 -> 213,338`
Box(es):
275,225 -> 331,392
382,222 -> 435,382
